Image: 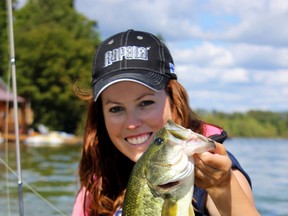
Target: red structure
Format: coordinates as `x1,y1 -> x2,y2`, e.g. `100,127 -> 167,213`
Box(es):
0,78 -> 30,135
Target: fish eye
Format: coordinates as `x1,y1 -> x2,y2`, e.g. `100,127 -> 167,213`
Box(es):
154,137 -> 164,145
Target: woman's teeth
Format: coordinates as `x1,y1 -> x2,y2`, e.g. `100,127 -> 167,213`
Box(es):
127,133 -> 151,145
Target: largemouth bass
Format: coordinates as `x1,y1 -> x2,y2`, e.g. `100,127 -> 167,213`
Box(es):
122,119 -> 216,216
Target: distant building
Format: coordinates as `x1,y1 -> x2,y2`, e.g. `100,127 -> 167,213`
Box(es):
0,77 -> 32,134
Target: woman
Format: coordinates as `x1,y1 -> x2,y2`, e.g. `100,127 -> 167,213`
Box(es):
73,29 -> 259,215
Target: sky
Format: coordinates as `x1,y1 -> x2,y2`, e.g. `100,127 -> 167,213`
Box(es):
21,0 -> 288,113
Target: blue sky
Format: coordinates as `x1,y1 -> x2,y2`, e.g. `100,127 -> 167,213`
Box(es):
20,0 -> 288,112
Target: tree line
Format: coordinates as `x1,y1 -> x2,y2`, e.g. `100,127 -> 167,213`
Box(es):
198,110 -> 288,138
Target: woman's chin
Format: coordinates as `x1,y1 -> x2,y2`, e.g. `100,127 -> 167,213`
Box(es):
129,149 -> 147,162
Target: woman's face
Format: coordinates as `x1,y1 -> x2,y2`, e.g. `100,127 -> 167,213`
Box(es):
101,81 -> 173,162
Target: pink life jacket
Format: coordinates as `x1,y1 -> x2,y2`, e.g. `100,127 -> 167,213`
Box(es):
203,123 -> 227,143
72,187 -> 91,216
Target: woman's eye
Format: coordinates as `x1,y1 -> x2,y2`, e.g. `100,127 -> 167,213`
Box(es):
140,100 -> 154,107
109,106 -> 123,113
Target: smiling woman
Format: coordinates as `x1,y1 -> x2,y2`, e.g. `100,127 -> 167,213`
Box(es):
101,81 -> 172,162
72,29 -> 260,216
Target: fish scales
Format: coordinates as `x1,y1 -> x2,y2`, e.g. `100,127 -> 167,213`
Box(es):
122,120 -> 216,216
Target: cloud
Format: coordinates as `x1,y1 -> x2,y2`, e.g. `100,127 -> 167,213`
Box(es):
172,42 -> 234,67
76,0 -> 288,45
253,70 -> 288,85
200,0 -> 288,45
229,44 -> 288,69
68,0 -> 288,111
15,0 -> 288,111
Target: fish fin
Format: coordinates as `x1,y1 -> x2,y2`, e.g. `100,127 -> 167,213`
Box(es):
162,200 -> 178,216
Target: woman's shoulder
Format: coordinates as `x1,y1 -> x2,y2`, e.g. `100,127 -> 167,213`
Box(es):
72,187 -> 91,216
203,122 -> 251,186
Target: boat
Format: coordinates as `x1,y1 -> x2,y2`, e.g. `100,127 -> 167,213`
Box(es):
23,131 -> 82,146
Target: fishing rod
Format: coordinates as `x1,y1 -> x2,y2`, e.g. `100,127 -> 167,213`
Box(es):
6,0 -> 24,215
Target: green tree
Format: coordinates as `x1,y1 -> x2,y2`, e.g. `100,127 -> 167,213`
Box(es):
1,0 -> 19,79
11,0 -> 100,133
1,0 -> 9,78
199,110 -> 288,138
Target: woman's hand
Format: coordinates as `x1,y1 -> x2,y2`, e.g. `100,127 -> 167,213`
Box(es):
192,142 -> 260,216
193,142 -> 232,190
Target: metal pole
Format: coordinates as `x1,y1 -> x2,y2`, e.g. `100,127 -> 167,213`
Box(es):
6,0 -> 24,215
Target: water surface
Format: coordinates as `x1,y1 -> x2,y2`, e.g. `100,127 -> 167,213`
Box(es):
226,138 -> 288,216
1,138 -> 287,215
0,144 -> 82,216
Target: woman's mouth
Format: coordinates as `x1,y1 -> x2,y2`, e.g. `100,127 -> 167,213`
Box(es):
126,133 -> 152,145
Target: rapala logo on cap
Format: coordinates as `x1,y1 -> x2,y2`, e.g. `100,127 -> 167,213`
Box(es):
104,46 -> 150,67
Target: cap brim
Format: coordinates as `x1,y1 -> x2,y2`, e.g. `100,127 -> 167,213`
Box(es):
93,69 -> 170,101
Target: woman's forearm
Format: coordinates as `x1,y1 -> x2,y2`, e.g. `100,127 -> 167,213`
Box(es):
206,170 -> 260,216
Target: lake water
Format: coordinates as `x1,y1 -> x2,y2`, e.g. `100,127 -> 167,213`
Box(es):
225,138 -> 288,216
0,138 -> 287,216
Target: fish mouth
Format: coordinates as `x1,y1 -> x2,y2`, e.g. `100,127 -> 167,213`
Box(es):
157,180 -> 181,190
154,162 -> 193,193
154,174 -> 192,197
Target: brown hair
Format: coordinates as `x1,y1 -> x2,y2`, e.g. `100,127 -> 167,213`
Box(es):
75,79 -> 204,215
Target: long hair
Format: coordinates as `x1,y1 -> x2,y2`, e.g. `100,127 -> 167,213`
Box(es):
75,79 -> 204,215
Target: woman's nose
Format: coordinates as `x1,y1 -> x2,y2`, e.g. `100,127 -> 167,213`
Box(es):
126,111 -> 142,129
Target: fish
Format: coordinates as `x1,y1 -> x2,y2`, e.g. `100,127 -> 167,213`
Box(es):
122,119 -> 216,216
